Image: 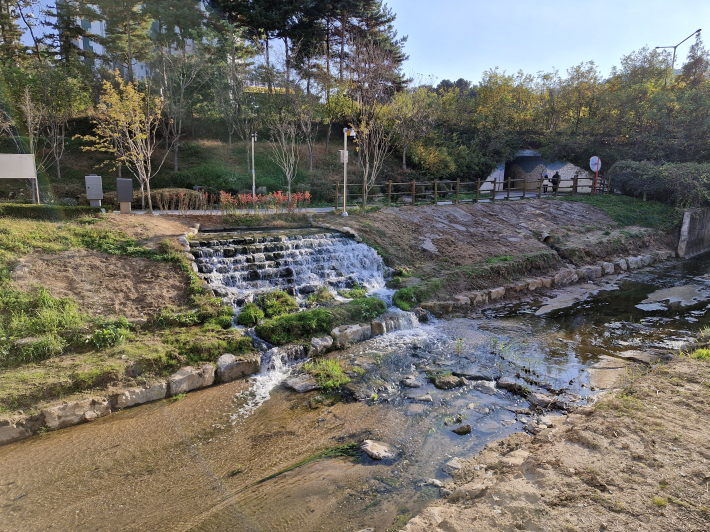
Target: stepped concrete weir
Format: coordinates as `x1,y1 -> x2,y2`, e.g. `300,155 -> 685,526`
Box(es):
190,228 -> 387,311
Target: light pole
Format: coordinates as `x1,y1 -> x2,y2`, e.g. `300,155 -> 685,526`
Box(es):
251,132 -> 257,199
341,127 -> 356,216
656,29 -> 701,85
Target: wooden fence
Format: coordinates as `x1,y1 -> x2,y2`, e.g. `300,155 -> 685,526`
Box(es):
334,174 -> 612,210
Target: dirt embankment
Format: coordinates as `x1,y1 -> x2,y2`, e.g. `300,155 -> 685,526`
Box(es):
333,200 -> 672,296
402,356 -> 710,532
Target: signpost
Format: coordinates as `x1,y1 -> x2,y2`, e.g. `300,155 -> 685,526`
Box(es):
341,128 -> 356,216
589,156 -> 602,194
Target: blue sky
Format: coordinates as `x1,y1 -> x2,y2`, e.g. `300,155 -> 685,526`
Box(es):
385,0 -> 710,83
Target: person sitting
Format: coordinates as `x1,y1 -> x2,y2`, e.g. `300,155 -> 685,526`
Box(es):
543,173 -> 550,193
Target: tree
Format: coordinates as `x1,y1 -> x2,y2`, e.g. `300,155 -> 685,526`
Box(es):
268,107 -> 301,200
390,86 -> 437,170
78,72 -> 170,212
0,0 -> 27,66
297,93 -> 322,172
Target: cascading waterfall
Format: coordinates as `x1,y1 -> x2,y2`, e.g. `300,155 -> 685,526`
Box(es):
190,229 -> 387,308
190,228 -> 416,421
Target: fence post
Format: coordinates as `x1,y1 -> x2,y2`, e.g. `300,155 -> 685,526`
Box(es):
573,175 -> 578,196
456,179 -> 460,204
475,179 -> 480,203
434,180 -> 438,205
388,180 -> 392,206
506,177 -> 511,200
607,175 -> 612,194
522,178 -> 526,200
538,176 -> 543,198
362,179 -> 367,210
411,180 -> 416,205
335,182 -> 340,211
554,180 -> 559,197
491,180 -> 496,203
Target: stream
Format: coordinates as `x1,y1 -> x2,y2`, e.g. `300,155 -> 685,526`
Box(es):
2,234 -> 709,532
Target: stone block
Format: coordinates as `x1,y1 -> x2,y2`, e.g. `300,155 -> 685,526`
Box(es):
540,277 -> 553,288
420,302 -> 455,316
627,256 -> 642,270
331,323 -> 372,347
216,354 -> 260,383
112,382 -> 167,410
592,265 -> 603,278
168,364 -> 215,396
43,398 -> 111,430
602,262 -> 615,275
616,259 -> 628,272
642,255 -> 653,266
553,269 -> 578,287
0,421 -> 31,445
284,375 -> 319,393
527,279 -> 542,291
453,295 -> 471,306
489,287 -> 506,301
467,291 -> 489,306
309,336 -> 334,357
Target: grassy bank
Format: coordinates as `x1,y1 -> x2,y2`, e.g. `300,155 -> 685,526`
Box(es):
558,194 -> 683,231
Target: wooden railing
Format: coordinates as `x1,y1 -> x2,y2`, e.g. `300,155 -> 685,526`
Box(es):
334,174 -> 612,210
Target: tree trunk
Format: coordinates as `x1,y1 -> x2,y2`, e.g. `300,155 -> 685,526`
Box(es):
246,139 -> 250,173
174,142 -> 179,172
126,4 -> 133,83
265,37 -> 272,92
284,37 -> 290,94
402,142 -> 408,171
309,144 -> 313,172
325,122 -> 332,154
228,129 -> 232,146
55,157 -> 62,179
118,163 -> 122,179
146,179 -> 153,213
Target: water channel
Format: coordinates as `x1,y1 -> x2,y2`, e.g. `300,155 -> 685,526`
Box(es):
1,240 -> 709,532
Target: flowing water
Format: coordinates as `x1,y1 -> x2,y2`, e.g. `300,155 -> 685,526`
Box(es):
2,235 -> 710,532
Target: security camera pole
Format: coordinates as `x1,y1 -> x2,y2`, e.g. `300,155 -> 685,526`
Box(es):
341,127 -> 356,216
251,132 -> 258,199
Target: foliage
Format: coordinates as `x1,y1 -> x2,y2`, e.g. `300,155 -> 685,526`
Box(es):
609,161 -> 710,208
237,303 -> 264,327
302,358 -> 351,391
393,288 -> 417,311
258,290 -> 299,318
691,348 -> 710,362
89,317 -> 131,349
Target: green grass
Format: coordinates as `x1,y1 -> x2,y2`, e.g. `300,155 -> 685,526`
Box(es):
306,286 -> 335,306
337,282 -> 368,299
302,358 -> 351,391
252,443 -> 360,485
691,348 -> 710,362
162,325 -> 254,365
557,195 -> 682,231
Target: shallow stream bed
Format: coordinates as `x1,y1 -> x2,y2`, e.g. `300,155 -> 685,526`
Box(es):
2,256 -> 710,532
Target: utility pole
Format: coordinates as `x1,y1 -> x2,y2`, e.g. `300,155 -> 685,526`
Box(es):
340,128 -> 356,216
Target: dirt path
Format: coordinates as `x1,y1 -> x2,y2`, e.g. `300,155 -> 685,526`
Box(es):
402,356 -> 710,532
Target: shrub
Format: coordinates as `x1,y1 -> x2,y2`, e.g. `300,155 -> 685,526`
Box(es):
609,160 -> 710,208
0,204 -> 101,220
90,318 -> 130,349
302,358 -> 351,391
258,290 -> 299,318
393,288 -> 417,311
692,348 -> 710,362
237,303 -> 264,327
255,308 -> 333,345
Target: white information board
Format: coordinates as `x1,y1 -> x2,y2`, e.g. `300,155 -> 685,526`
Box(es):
0,154 -> 39,203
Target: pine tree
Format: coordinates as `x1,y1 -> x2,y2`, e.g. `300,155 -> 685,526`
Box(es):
0,1 -> 28,66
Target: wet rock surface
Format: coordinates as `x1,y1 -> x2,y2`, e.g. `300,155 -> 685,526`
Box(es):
361,439 -> 397,460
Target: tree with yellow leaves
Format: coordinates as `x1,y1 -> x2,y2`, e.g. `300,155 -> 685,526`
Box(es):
79,72 -> 170,212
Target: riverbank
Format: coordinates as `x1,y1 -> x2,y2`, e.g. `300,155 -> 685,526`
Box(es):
401,353 -> 710,532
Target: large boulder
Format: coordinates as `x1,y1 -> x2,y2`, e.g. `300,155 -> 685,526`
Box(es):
602,262 -> 615,275
627,256 -> 642,270
216,354 -> 261,383
616,258 -> 628,272
111,382 -> 167,410
42,398 -> 111,430
371,312 -> 419,336
489,287 -> 506,301
467,291 -> 489,306
361,439 -> 397,460
420,301 -> 455,316
309,336 -> 334,357
331,323 -> 372,347
168,364 -> 215,396
527,279 -> 543,291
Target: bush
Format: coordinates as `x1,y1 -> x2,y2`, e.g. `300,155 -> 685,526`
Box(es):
338,282 -> 368,299
393,288 -> 418,311
258,290 -> 299,318
692,348 -> 710,361
0,204 -> 101,220
609,161 -> 710,207
237,303 -> 264,327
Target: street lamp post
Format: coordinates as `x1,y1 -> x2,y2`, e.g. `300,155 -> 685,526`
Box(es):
341,127 -> 356,216
656,29 -> 702,85
251,132 -> 257,199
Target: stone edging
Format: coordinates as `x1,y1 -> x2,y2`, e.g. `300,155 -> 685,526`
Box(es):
420,250 -> 675,315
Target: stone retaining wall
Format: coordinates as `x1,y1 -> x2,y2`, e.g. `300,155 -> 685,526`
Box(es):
677,208 -> 710,258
